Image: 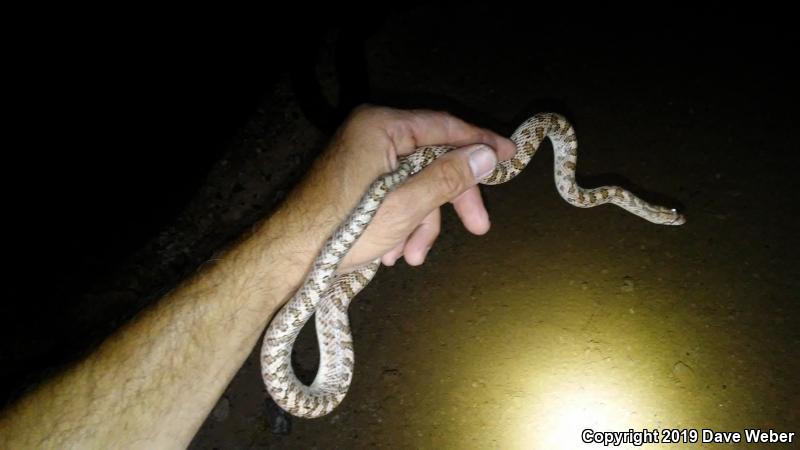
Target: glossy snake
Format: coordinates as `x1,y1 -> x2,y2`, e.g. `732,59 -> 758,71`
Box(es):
260,113 -> 685,418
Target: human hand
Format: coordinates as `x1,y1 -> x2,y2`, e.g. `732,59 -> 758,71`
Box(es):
320,106 -> 517,272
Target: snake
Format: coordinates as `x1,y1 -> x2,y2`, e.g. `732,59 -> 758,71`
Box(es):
260,112 -> 685,418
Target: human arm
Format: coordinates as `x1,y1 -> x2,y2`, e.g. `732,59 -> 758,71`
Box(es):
0,106 -> 515,448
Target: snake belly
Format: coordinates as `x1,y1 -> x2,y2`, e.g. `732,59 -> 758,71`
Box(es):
260,112 -> 685,418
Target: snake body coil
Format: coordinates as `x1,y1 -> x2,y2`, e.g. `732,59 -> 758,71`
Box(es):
260,113 -> 685,418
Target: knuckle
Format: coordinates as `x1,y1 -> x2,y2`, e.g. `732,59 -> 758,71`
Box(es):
351,103 -> 374,114
434,157 -> 466,198
345,104 -> 379,128
350,104 -> 375,119
350,104 -> 391,122
343,105 -> 399,137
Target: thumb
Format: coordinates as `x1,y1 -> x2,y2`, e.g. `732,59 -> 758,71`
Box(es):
338,144 -> 498,271
395,144 -> 497,223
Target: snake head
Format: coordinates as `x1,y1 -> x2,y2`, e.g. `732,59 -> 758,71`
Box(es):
639,203 -> 686,225
660,208 -> 686,225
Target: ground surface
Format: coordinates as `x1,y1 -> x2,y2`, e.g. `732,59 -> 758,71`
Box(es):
191,8 -> 799,449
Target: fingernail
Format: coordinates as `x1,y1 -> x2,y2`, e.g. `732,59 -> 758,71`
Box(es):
468,145 -> 497,179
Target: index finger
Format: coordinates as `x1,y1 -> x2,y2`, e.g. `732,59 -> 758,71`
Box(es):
387,109 -> 517,161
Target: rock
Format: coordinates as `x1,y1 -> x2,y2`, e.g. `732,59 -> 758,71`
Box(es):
211,396 -> 230,422
621,276 -> 635,292
381,368 -> 401,389
672,361 -> 697,386
265,397 -> 291,435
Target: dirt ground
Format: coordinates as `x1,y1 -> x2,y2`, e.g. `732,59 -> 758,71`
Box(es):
5,4 -> 798,450
187,7 -> 797,449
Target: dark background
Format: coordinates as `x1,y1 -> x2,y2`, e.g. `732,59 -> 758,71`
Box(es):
3,3 -> 798,447
4,5 -> 384,405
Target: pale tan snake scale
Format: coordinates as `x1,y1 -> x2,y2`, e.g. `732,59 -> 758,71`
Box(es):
260,112 -> 685,418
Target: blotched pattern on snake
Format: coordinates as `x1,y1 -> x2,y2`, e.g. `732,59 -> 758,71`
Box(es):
260,113 -> 685,418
